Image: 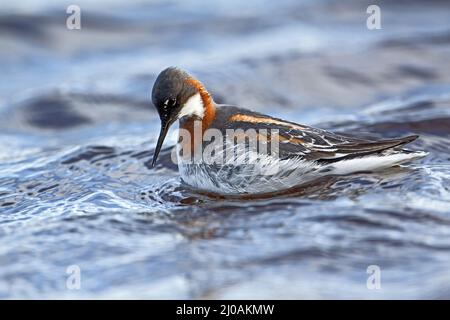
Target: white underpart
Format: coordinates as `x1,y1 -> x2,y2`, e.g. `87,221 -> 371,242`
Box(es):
177,93 -> 204,119
178,143 -> 320,194
177,138 -> 428,195
328,151 -> 428,175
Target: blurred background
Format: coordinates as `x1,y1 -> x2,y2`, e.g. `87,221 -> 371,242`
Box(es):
0,0 -> 450,299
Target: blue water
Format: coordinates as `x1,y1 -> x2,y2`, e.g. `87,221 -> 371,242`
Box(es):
1,0 -> 450,298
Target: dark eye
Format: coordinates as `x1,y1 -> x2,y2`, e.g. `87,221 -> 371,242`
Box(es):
167,98 -> 177,107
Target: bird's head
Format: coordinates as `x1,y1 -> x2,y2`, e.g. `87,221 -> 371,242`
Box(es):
150,67 -> 209,167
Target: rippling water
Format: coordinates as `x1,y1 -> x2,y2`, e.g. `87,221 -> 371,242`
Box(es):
1,0 -> 450,298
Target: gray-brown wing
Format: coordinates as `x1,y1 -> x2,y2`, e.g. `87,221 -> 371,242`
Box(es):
218,106 -> 418,162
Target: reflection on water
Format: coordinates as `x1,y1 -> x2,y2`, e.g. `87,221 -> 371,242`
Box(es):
1,0 -> 450,298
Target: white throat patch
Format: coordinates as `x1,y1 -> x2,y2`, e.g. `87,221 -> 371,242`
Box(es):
178,93 -> 204,119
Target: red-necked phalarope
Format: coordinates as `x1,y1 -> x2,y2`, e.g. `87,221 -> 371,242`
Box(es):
150,67 -> 427,195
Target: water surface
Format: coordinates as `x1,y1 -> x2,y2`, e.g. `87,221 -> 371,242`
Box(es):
1,0 -> 450,298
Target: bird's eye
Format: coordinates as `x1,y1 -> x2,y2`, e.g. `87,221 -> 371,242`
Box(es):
167,98 -> 177,107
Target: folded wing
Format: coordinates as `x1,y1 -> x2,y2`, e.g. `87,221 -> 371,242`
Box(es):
224,108 -> 418,162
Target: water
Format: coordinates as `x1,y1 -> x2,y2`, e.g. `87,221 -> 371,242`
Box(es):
1,0 -> 450,298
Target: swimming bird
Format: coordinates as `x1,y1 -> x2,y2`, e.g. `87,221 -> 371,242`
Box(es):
150,67 -> 427,195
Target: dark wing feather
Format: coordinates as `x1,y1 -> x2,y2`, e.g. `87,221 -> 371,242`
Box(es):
273,125 -> 417,162
218,106 -> 418,162
311,135 -> 418,163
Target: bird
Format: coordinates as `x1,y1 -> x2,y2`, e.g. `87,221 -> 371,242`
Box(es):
150,67 -> 427,195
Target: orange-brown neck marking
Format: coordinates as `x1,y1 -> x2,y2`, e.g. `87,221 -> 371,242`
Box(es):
179,77 -> 216,154
185,77 -> 216,132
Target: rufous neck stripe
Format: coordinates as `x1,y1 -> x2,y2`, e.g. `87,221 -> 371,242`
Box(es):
186,77 -> 216,131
